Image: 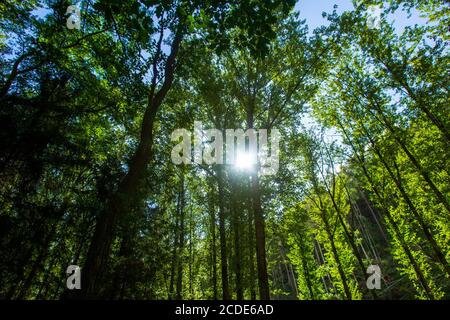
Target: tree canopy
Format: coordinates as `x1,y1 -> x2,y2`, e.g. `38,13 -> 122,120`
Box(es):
0,0 -> 448,300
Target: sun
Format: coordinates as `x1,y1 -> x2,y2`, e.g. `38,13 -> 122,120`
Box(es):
235,151 -> 256,170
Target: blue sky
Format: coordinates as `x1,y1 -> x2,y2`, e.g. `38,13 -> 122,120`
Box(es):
295,0 -> 354,30
293,1 -> 431,146
34,1 -> 429,32
294,0 -> 429,34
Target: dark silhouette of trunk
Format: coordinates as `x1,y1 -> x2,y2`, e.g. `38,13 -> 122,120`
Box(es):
176,175 -> 186,300
247,190 -> 257,300
109,233 -> 133,299
0,52 -> 32,99
216,166 -> 230,300
16,222 -> 57,299
38,248 -> 62,299
168,192 -> 180,300
5,241 -> 38,299
231,177 -> 243,300
81,29 -> 183,298
246,99 -> 270,300
250,172 -> 270,299
208,191 -> 218,300
189,206 -> 194,297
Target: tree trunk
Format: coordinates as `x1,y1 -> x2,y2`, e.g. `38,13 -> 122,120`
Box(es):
81,30 -> 183,298
16,222 -> 57,299
208,191 -> 218,300
251,172 -> 270,299
216,166 -> 230,300
231,177 -> 243,300
321,177 -> 378,299
339,122 -> 436,298
176,175 -> 186,300
369,99 -> 450,215
246,99 -> 270,300
247,190 -> 257,300
367,132 -> 450,277
321,211 -> 352,300
299,241 -> 315,299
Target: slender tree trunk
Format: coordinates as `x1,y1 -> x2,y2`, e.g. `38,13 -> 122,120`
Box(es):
231,177 -> 243,300
208,191 -> 218,300
310,155 -> 351,299
247,191 -> 257,300
0,52 -> 32,99
109,233 -> 133,299
369,100 -> 450,215
81,30 -> 183,298
16,222 -> 57,299
361,172 -> 434,298
250,172 -> 270,299
176,175 -> 186,300
169,190 -> 181,300
367,132 -> 450,277
246,101 -> 270,300
189,206 -> 194,297
298,241 -> 314,299
216,166 -> 230,300
322,214 -> 352,300
338,122 -> 436,298
321,176 -> 378,299
313,240 -> 330,295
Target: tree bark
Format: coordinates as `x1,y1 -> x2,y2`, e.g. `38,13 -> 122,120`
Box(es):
231,177 -> 243,300
216,166 -> 230,300
246,96 -> 270,300
81,29 -> 183,298
315,197 -> 352,300
247,188 -> 257,300
208,191 -> 218,300
250,172 -> 270,299
168,192 -> 180,300
176,175 -> 186,300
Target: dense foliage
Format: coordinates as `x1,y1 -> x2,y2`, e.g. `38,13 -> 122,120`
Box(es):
0,0 -> 448,299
